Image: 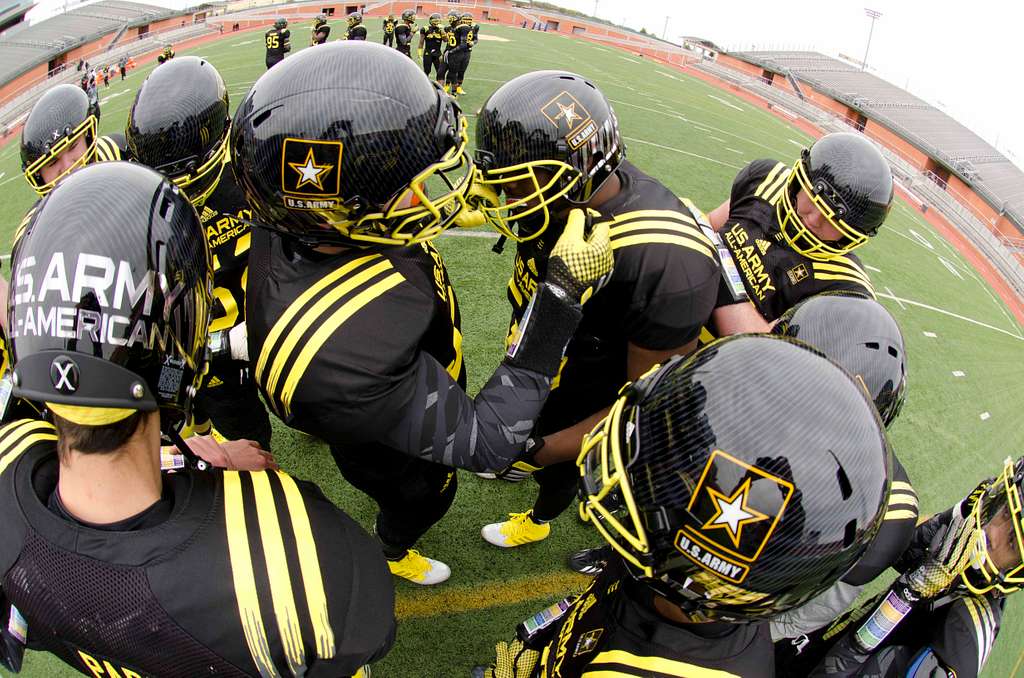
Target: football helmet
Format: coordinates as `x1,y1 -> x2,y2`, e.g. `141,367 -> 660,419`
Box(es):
429,12 -> 442,27
313,14 -> 327,28
460,12 -> 474,25
962,456 -> 1024,596
347,11 -> 362,27
475,70 -> 624,242
21,84 -> 98,196
447,9 -> 460,25
774,294 -> 906,427
231,42 -> 473,247
126,56 -> 230,208
401,8 -> 416,24
578,334 -> 891,621
274,17 -> 287,30
9,162 -> 212,427
777,132 -> 893,261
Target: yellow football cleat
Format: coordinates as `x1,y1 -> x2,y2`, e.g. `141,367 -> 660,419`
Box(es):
387,549 -> 451,585
481,510 -> 550,548
456,85 -> 466,95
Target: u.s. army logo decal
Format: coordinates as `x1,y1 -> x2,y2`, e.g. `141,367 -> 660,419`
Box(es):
540,91 -> 597,151
787,263 -> 809,285
281,138 -> 342,209
673,449 -> 794,583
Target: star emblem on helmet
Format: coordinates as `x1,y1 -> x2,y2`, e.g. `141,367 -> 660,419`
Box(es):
701,478 -> 769,548
554,102 -> 582,127
289,148 -> 334,191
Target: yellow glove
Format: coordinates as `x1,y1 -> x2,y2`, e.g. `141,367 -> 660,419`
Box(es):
546,208 -> 614,305
418,48 -> 424,58
480,638 -> 541,678
903,485 -> 987,598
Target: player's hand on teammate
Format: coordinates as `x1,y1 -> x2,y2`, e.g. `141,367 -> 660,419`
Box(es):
546,208 -> 614,305
901,481 -> 988,599
180,435 -> 279,472
453,179 -> 500,229
494,437 -> 545,482
473,638 -> 541,678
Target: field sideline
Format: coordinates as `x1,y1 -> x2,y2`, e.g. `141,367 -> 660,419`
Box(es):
0,20 -> 1022,678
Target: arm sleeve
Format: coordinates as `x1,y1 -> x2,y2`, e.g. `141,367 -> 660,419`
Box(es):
769,580 -> 864,642
306,350 -> 554,473
299,480 -> 396,676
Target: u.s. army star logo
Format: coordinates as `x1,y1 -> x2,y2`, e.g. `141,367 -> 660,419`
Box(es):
787,263 -> 809,285
540,91 -> 598,151
673,449 -> 795,584
281,138 -> 342,198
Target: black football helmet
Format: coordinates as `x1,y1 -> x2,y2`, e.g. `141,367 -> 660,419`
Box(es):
21,84 -> 99,196
347,11 -> 362,27
9,162 -> 212,427
460,12 -> 474,24
778,132 -> 893,261
429,12 -> 442,26
127,56 -> 230,208
274,17 -> 287,30
774,294 -> 906,427
313,14 -> 327,27
475,70 -> 624,242
231,42 -> 473,247
447,9 -> 459,25
578,334 -> 891,621
401,8 -> 415,24
963,456 -> 1024,596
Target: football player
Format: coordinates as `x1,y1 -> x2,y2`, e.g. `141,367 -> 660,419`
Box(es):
394,9 -> 416,57
0,161 -> 395,677
476,334 -> 893,677
156,43 -> 174,63
230,43 -> 613,586
707,132 -> 893,329
382,13 -> 396,46
443,12 -> 476,95
418,12 -> 446,83
310,13 -> 330,45
778,456 -> 1023,678
343,11 -> 367,41
264,17 -> 290,69
126,56 -> 272,451
474,72 -> 720,548
21,84 -> 127,198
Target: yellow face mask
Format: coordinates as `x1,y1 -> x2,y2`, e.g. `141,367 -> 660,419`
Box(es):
24,115 -> 98,197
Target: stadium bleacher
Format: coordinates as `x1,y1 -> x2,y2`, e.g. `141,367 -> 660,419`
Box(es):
730,50 -> 1024,232
0,0 -> 176,84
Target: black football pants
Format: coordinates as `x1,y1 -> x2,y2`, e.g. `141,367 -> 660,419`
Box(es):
423,51 -> 442,78
265,55 -> 283,70
531,460 -> 580,522
383,32 -> 394,46
445,50 -> 469,86
330,444 -> 458,554
192,358 -> 273,451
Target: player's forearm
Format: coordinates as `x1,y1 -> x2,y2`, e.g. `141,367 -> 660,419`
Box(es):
536,408 -> 609,466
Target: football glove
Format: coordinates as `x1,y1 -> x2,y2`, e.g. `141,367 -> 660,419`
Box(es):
495,437 -> 544,482
476,638 -> 541,678
417,48 -> 424,58
900,482 -> 987,599
545,209 -> 613,305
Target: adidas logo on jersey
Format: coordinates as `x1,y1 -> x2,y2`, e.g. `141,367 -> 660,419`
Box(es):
201,206 -> 218,223
756,239 -> 771,256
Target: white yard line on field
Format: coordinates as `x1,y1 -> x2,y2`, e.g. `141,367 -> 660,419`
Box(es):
876,292 -> 1024,341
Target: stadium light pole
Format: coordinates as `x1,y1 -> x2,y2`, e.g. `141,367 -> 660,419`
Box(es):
862,8 -> 882,71
662,16 -> 670,40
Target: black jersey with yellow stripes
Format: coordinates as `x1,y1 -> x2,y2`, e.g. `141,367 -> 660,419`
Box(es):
505,161 -> 719,433
199,167 -> 252,334
723,158 -> 875,321
0,419 -> 395,677
536,557 -> 771,677
94,132 -> 128,163
246,229 -> 465,432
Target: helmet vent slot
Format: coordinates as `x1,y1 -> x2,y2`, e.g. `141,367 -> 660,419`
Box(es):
831,450 -> 853,499
252,110 -> 272,128
843,520 -> 858,547
865,342 -> 880,350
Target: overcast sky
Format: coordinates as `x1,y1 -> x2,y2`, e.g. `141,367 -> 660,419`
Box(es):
28,0 -> 1023,168
556,0 -> 1024,169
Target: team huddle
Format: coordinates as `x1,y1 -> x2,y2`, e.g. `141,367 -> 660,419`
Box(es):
0,23 -> 1020,678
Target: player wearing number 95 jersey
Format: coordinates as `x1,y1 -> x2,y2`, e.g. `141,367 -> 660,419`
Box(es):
127,56 -> 272,450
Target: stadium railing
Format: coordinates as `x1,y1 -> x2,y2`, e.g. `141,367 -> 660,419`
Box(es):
692,59 -> 1024,299
0,22 -> 217,134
